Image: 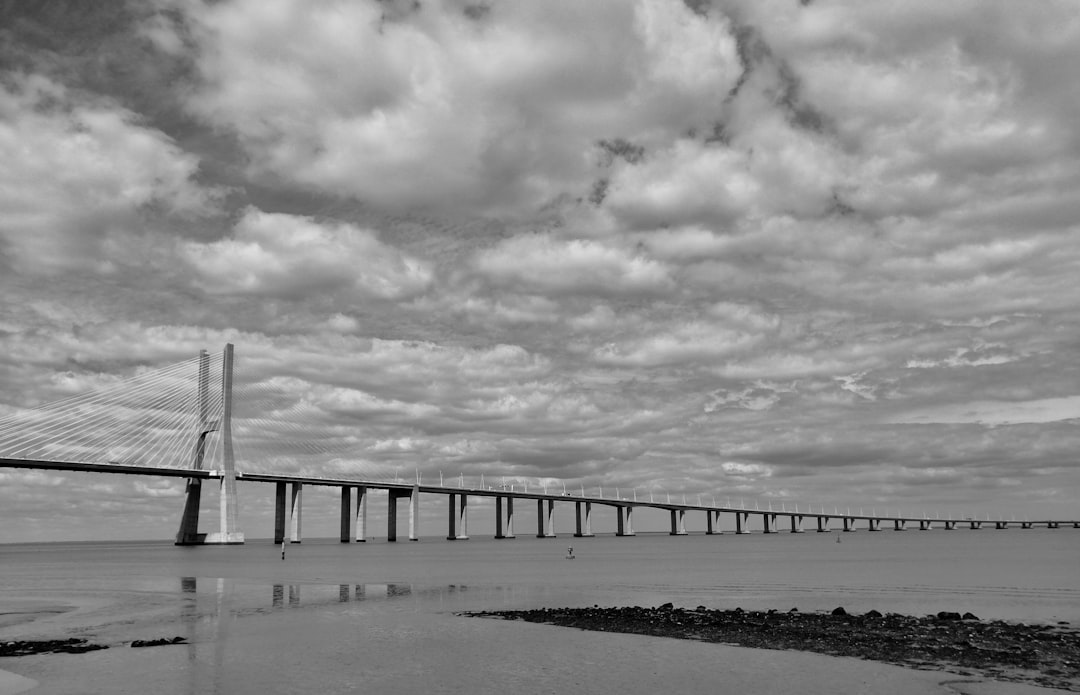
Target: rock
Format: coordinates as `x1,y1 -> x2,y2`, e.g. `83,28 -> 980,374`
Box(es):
937,611 -> 962,621
789,607 -> 799,612
659,602 -> 673,610
832,607 -> 847,616
130,637 -> 187,648
962,612 -> 979,621
865,610 -> 883,618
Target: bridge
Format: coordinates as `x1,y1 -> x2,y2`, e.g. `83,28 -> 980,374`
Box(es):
2,345 -> 1076,544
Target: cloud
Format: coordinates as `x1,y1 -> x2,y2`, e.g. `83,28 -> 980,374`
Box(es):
0,74 -> 216,273
474,235 -> 672,296
181,208 -> 432,300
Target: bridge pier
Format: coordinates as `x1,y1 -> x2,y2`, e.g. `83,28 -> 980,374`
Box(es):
505,496 -> 515,538
842,517 -> 855,532
762,513 -> 775,534
546,499 -> 556,537
354,486 -> 367,542
625,506 -> 635,535
995,521 -> 1008,529
969,521 -> 982,530
868,518 -> 881,531
669,509 -> 688,535
289,482 -> 303,543
790,515 -> 803,533
706,510 -> 721,535
273,481 -> 286,544
735,511 -> 749,534
447,493 -> 469,540
816,516 -> 830,532
893,519 -> 906,531
616,505 -> 625,536
944,520 -> 956,530
495,496 -> 505,539
340,487 -> 350,542
409,484 -> 419,541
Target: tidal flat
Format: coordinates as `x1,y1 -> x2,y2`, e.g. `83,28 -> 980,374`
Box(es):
464,604 -> 1080,691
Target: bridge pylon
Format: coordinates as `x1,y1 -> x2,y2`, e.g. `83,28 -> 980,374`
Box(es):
175,344 -> 244,545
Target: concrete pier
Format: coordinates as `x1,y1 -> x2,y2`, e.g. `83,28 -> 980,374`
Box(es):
842,517 -> 855,532
409,484 -> 419,541
817,516 -> 830,532
289,482 -> 302,543
669,509 -> 688,535
762,513 -> 775,534
495,496 -> 505,539
536,499 -> 546,538
273,481 -> 286,544
625,506 -> 635,536
339,486 -> 350,542
868,518 -> 881,531
789,515 -> 803,533
354,486 -> 367,542
447,494 -> 457,540
545,499 -> 556,537
735,511 -> 749,534
457,493 -> 469,539
505,496 -> 515,538
894,519 -> 907,531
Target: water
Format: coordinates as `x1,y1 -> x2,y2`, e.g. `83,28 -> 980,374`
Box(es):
1,530 -> 1077,694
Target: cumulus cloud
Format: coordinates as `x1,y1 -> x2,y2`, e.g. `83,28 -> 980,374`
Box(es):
474,235 -> 671,296
181,208 -> 432,300
0,74 -> 216,273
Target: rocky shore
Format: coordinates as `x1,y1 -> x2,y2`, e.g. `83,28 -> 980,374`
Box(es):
461,605 -> 1080,692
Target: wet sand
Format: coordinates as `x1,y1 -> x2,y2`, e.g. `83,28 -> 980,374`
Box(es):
463,605 -> 1080,692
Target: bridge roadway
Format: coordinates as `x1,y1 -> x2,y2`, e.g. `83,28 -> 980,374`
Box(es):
4,457 -> 1078,543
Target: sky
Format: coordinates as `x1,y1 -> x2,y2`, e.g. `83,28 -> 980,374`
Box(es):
1,0 -> 1079,542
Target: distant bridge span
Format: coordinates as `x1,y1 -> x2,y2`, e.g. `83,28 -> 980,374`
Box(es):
3,456 -> 1077,544
2,344 -> 1076,544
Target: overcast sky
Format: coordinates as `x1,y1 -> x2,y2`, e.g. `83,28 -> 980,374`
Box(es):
2,0 -> 1079,542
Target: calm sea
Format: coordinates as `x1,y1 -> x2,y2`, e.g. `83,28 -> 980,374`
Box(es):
1,530 -> 1077,694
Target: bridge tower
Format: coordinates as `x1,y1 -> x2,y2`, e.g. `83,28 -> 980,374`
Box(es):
175,344 -> 244,545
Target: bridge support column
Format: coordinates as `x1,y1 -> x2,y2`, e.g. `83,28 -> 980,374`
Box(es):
735,512 -> 748,534
762,513 -> 774,534
817,516 -> 830,532
894,520 -> 906,531
536,499 -> 545,538
409,484 -> 419,541
388,492 -> 397,542
706,510 -> 715,535
457,494 -> 469,539
495,496 -> 505,539
447,494 -> 457,540
616,506 -> 626,536
354,487 -> 367,542
175,479 -> 205,545
340,487 -> 351,542
670,509 -> 687,535
546,499 -> 556,537
505,496 -> 515,538
868,518 -> 881,531
944,520 -> 956,530
969,521 -> 981,530
574,501 -> 583,537
919,520 -> 930,531
625,506 -> 635,536
289,483 -> 302,543
273,482 -> 286,544
790,515 -> 803,533
843,517 -> 854,532
1021,522 -> 1032,529
995,521 -> 1008,529
584,502 -> 594,537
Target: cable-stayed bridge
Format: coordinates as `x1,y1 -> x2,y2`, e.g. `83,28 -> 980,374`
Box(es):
1,345 -> 1076,544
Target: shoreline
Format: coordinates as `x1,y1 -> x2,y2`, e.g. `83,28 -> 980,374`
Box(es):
461,604 -> 1080,692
